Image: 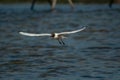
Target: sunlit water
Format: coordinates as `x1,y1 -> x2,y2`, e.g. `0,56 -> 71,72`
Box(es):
0,4 -> 120,80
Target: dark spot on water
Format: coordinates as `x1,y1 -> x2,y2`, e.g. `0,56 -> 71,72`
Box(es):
86,46 -> 112,49
81,75 -> 104,79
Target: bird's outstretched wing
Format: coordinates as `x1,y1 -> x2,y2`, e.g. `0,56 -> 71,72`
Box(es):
19,32 -> 51,36
57,27 -> 86,35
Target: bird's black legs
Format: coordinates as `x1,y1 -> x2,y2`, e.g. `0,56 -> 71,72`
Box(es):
60,39 -> 65,45
31,0 -> 36,10
109,0 -> 114,8
58,39 -> 65,45
58,39 -> 62,45
30,0 -> 53,10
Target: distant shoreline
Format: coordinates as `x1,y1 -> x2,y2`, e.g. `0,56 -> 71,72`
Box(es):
0,0 -> 110,4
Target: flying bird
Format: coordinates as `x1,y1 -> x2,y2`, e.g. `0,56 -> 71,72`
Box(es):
19,27 -> 86,45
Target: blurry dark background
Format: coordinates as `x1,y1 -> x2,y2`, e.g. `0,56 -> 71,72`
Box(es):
0,0 -> 115,3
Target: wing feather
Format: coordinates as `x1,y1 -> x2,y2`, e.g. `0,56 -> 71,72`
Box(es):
58,27 -> 86,35
19,32 -> 51,36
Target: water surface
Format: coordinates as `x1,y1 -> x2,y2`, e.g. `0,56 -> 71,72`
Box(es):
0,4 -> 120,80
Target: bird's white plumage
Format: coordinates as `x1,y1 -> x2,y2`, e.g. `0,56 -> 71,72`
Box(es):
19,27 -> 86,45
57,27 -> 86,35
19,32 -> 51,36
19,27 -> 86,37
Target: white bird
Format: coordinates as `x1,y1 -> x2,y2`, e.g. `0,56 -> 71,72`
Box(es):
19,27 -> 86,45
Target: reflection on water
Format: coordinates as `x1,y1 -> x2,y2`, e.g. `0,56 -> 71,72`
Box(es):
0,4 -> 120,80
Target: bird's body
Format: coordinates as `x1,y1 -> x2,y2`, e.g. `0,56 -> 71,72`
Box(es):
19,27 -> 86,45
51,33 -> 59,39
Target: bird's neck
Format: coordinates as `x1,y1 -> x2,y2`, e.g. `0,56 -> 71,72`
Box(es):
51,33 -> 55,37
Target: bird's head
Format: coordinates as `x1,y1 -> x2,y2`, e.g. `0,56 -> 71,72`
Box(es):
51,33 -> 55,38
